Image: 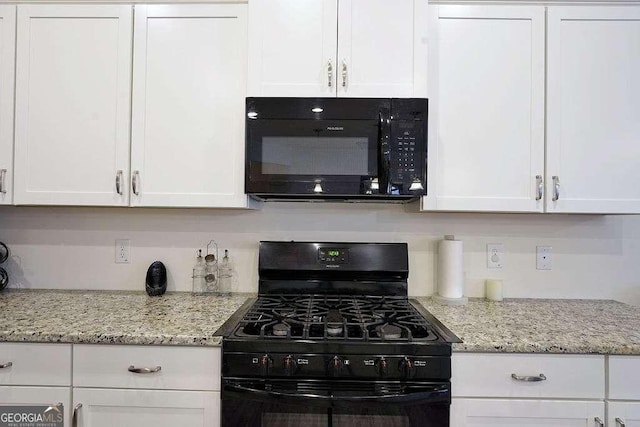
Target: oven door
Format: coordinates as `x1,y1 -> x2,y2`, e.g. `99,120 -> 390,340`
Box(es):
222,378 -> 450,427
246,117 -> 387,197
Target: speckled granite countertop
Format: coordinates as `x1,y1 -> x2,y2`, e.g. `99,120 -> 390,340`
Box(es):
1,290 -> 639,354
0,290 -> 252,346
415,297 -> 640,355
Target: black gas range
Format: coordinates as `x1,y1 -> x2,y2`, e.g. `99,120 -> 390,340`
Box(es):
216,241 -> 461,427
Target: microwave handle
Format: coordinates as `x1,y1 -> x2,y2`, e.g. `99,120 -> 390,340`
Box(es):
378,111 -> 391,194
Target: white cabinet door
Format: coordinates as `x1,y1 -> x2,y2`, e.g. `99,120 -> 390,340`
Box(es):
0,6 -> 15,205
14,5 -> 132,206
247,0 -> 337,97
337,0 -> 428,98
0,386 -> 71,427
73,388 -> 220,427
422,5 -> 545,212
131,4 -> 249,208
452,399 -> 604,427
546,6 -> 640,213
609,402 -> 640,427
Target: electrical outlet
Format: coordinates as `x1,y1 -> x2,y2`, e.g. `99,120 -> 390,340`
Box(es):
536,246 -> 552,270
487,243 -> 504,269
115,239 -> 130,264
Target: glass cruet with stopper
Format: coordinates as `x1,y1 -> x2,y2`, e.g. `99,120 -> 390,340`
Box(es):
218,249 -> 233,296
192,249 -> 206,295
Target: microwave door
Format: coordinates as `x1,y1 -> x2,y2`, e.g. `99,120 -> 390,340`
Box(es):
246,119 -> 380,196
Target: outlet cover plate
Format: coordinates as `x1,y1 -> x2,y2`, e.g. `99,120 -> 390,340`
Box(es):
536,246 -> 552,270
487,243 -> 504,269
115,239 -> 130,264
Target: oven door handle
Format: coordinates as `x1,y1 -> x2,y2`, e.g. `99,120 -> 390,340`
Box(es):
224,382 -> 449,405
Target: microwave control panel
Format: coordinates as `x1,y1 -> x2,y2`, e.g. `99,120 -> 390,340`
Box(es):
391,121 -> 424,183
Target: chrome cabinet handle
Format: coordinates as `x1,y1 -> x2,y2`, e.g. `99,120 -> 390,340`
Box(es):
594,417 -> 604,427
552,176 -> 560,201
0,169 -> 6,194
616,417 -> 626,427
342,60 -> 347,88
511,373 -> 546,382
72,403 -> 82,427
115,170 -> 123,195
327,60 -> 333,88
0,361 -> 12,369
536,175 -> 543,200
132,170 -> 140,195
128,365 -> 161,374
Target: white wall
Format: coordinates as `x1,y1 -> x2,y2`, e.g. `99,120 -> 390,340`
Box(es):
1,204 -> 640,305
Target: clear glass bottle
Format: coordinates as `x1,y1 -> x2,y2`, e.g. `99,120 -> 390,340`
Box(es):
192,249 -> 206,295
218,249 -> 233,296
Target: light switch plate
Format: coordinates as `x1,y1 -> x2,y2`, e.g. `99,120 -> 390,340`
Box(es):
536,246 -> 552,270
487,243 -> 504,269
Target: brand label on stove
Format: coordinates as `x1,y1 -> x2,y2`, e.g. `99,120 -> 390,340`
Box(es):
415,361 -> 427,367
297,359 -> 309,365
364,359 -> 375,366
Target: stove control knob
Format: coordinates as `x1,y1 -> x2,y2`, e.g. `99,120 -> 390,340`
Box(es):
398,357 -> 417,379
328,356 -> 343,377
375,357 -> 389,377
283,355 -> 297,376
259,354 -> 273,376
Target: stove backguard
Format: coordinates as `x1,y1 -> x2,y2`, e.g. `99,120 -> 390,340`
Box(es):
258,241 -> 409,296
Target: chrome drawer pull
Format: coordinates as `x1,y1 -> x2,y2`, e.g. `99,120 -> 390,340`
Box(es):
0,361 -> 12,369
535,175 -> 543,200
616,417 -> 626,427
552,175 -> 560,201
0,169 -> 6,194
72,403 -> 82,427
594,417 -> 604,427
128,365 -> 161,374
511,373 -> 546,382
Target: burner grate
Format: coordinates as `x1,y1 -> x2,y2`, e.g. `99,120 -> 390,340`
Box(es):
233,295 -> 439,342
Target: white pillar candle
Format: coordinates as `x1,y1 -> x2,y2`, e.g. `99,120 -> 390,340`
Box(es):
485,279 -> 503,301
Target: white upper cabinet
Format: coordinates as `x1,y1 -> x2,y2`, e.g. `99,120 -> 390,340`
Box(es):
248,0 -> 337,97
422,5 -> 545,212
0,6 -> 15,206
131,4 -> 249,208
248,0 -> 428,98
14,5 -> 132,206
546,6 -> 640,214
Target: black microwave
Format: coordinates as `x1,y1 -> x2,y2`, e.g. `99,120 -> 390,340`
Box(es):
245,97 -> 428,201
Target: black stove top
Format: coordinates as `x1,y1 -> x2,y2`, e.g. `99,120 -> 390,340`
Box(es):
232,294 -> 441,343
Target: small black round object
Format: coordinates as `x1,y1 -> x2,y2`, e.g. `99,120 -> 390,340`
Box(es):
145,261 -> 167,296
0,267 -> 8,291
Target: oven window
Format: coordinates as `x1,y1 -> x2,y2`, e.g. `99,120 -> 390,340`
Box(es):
261,136 -> 370,176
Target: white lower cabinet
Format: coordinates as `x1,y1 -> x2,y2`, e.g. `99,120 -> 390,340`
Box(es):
71,344 -> 222,427
0,343 -> 72,427
451,353 -> 605,426
452,399 -> 604,427
609,356 -> 640,427
73,388 -> 219,427
0,386 -> 71,427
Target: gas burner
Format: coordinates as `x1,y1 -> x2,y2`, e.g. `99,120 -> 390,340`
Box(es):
272,323 -> 289,336
377,324 -> 402,339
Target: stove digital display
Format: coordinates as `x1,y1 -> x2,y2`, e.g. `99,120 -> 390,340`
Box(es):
318,248 -> 349,264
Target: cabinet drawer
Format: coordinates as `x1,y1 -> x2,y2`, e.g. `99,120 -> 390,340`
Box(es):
609,356 -> 640,400
73,345 -> 220,391
452,353 -> 604,399
0,343 -> 71,386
